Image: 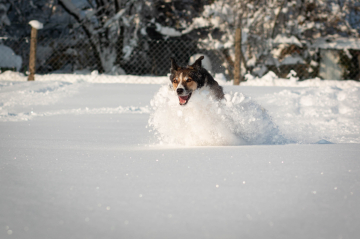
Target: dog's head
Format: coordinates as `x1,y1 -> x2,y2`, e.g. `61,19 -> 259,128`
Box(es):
169,56 -> 205,106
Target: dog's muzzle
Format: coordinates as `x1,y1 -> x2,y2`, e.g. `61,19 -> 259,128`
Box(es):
177,88 -> 184,94
176,88 -> 192,105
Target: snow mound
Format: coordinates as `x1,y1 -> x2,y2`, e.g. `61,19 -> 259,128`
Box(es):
261,86 -> 360,143
148,85 -> 286,146
0,45 -> 22,71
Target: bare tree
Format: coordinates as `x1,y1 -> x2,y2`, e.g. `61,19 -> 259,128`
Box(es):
58,0 -> 145,73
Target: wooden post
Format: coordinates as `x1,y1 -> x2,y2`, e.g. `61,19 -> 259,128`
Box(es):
357,54 -> 360,81
233,18 -> 242,85
28,27 -> 38,81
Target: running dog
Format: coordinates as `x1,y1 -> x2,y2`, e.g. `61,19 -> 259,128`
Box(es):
170,56 -> 224,105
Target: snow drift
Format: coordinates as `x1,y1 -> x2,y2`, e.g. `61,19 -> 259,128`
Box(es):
258,86 -> 360,144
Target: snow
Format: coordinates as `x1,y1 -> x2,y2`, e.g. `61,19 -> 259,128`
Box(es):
247,56 -> 256,67
189,54 -> 212,73
273,35 -> 302,47
2,70 -> 360,89
182,17 -> 211,35
312,37 -> 360,50
1,73 -> 360,238
286,70 -> 299,82
0,71 -> 169,84
0,45 -> 22,71
155,23 -> 182,37
280,55 -> 305,65
28,20 -> 43,30
319,49 -> 343,80
241,72 -> 360,88
149,85 -> 284,146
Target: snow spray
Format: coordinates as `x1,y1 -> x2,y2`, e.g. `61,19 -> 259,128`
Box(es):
148,85 -> 286,146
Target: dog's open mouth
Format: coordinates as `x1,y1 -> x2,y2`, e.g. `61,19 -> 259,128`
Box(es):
178,93 -> 192,105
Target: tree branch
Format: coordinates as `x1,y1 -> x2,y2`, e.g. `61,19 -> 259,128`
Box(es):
271,0 -> 287,39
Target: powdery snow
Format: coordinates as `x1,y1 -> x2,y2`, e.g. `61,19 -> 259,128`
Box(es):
1,75 -> 360,239
149,85 -> 285,146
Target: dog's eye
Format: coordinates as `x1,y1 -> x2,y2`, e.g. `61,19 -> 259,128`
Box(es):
186,79 -> 192,82
173,80 -> 178,83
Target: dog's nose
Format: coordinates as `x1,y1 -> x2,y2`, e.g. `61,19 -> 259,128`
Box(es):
177,88 -> 184,94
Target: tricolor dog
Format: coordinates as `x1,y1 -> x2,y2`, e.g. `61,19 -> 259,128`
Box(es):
170,56 -> 224,105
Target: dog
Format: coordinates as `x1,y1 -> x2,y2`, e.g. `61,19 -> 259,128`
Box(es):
169,56 -> 224,105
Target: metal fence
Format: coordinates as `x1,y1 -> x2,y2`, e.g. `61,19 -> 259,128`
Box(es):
1,30 -> 229,77
1,28 -> 360,81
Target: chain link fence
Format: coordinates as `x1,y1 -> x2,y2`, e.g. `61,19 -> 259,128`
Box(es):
1,24 -> 360,82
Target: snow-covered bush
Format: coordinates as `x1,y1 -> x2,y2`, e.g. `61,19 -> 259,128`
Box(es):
0,45 -> 22,71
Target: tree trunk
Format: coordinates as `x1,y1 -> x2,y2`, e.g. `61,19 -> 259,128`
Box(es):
234,17 -> 242,85
222,48 -> 234,80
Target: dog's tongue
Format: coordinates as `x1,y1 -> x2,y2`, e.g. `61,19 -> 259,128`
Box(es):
179,95 -> 189,105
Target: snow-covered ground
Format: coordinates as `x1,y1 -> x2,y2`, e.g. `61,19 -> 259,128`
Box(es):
1,72 -> 360,239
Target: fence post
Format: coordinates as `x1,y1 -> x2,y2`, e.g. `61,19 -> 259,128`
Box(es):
28,20 -> 43,81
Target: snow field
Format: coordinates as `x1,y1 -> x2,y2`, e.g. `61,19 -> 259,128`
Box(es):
1,74 -> 360,239
1,72 -> 360,144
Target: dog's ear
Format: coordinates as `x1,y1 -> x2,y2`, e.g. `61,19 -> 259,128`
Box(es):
190,56 -> 204,70
170,57 -> 179,71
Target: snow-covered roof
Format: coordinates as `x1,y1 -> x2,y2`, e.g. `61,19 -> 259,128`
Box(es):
312,37 -> 360,50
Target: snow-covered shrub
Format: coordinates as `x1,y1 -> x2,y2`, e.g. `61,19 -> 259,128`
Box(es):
0,45 -> 22,71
